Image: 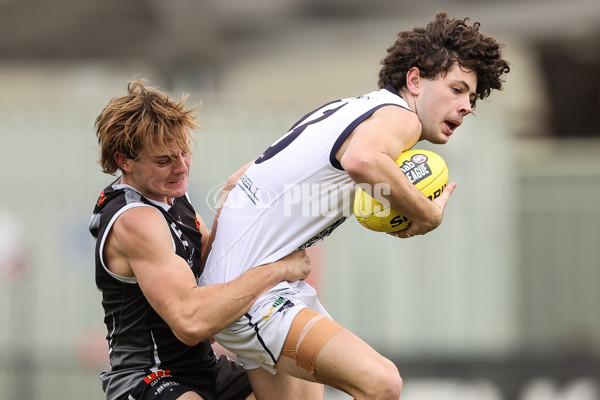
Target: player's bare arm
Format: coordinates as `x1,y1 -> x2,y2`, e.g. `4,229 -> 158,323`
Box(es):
339,106 -> 451,235
105,206 -> 311,346
196,213 -> 212,267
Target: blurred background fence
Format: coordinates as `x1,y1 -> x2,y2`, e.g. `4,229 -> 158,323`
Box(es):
0,0 -> 599,399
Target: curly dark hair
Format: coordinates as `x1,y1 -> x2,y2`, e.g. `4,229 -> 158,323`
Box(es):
379,13 -> 510,108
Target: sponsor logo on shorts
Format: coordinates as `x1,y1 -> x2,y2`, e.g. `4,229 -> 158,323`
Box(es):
262,297 -> 294,321
153,381 -> 179,395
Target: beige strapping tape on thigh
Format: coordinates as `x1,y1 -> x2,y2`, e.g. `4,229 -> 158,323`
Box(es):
281,308 -> 343,374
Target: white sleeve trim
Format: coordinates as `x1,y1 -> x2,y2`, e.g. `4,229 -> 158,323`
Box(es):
98,203 -> 176,284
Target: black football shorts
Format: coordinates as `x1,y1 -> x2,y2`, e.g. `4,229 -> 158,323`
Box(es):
124,356 -> 252,400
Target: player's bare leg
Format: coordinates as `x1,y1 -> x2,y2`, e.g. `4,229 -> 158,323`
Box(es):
175,392 -> 203,399
276,309 -> 402,400
247,367 -> 324,400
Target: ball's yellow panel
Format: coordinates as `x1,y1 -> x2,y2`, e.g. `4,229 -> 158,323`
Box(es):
353,149 -> 448,232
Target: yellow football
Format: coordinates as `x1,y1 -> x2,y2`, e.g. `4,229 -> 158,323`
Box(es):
353,149 -> 449,232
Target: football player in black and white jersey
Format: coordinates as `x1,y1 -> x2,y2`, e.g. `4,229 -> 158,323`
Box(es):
200,13 -> 510,400
90,80 -> 313,400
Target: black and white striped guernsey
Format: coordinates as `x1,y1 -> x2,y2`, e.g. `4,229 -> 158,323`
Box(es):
89,180 -> 215,400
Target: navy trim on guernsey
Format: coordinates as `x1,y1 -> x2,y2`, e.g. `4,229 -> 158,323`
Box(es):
384,84 -> 399,96
256,86 -> 410,170
89,180 -> 229,400
256,102 -> 348,165
329,85 -> 410,169
329,103 -> 405,170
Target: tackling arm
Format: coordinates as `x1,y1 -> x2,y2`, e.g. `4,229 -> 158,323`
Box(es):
106,206 -> 310,346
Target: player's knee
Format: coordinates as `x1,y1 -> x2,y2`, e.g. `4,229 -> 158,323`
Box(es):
381,369 -> 403,400
363,359 -> 403,399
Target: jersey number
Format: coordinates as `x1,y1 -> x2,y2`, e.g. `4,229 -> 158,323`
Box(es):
255,101 -> 348,164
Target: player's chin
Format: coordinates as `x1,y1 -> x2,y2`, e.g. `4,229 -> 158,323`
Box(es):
430,133 -> 451,145
167,183 -> 188,198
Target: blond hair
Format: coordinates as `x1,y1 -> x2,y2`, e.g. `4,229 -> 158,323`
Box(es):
95,79 -> 199,175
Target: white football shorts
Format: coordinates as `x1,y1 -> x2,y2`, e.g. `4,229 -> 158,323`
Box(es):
213,280 -> 330,373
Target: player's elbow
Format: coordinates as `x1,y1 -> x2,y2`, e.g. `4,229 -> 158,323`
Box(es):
342,151 -> 377,183
171,320 -> 212,346
173,331 -> 201,347
168,309 -> 217,346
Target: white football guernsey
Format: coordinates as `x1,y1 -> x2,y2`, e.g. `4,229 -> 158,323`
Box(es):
199,86 -> 411,371
201,86 -> 410,288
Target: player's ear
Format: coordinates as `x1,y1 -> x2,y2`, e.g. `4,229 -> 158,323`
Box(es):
406,67 -> 421,96
115,152 -> 132,172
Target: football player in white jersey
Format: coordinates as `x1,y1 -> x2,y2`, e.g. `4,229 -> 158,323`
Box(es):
203,13 -> 510,400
